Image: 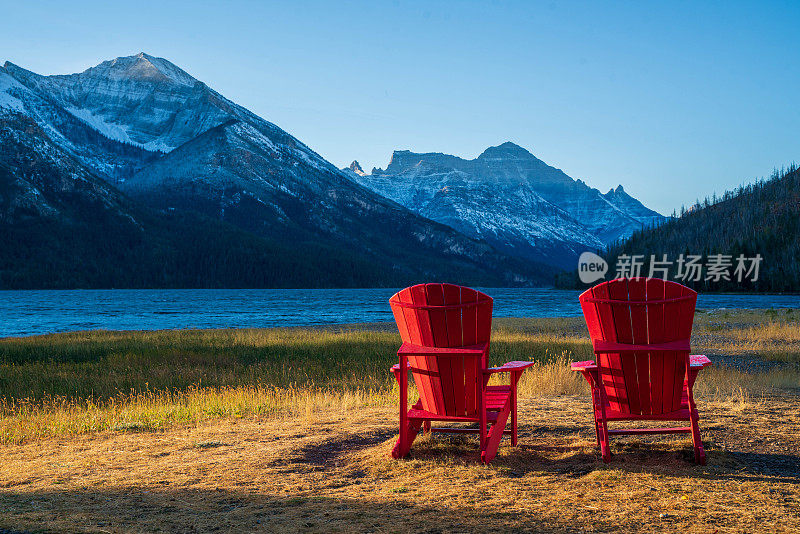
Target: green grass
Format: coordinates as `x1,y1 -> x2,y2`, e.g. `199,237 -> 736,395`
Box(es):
0,320 -> 595,402
0,312 -> 797,445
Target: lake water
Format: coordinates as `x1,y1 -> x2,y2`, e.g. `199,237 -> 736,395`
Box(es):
1,288 -> 798,338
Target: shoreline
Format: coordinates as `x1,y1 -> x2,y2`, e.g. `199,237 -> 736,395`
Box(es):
2,306 -> 799,340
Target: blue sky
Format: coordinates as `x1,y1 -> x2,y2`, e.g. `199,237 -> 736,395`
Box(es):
3,0 -> 798,214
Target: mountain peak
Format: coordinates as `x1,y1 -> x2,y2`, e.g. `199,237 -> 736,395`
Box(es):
607,184 -> 627,196
348,160 -> 366,176
477,141 -> 535,160
84,53 -> 198,86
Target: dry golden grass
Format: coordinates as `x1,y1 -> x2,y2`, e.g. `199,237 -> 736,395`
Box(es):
1,396 -> 798,533
0,310 -> 799,532
693,308 -> 800,361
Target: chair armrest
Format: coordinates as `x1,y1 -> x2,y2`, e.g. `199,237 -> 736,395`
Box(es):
593,339 -> 690,353
484,361 -> 535,374
397,341 -> 489,357
689,355 -> 712,369
571,360 -> 597,371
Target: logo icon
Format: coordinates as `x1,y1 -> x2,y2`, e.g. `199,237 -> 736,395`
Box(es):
578,252 -> 608,284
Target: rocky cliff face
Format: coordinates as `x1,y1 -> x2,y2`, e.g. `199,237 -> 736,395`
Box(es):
348,160 -> 367,176
0,109 -> 133,224
346,142 -> 665,268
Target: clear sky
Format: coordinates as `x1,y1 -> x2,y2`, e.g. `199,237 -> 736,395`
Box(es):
3,0 -> 798,214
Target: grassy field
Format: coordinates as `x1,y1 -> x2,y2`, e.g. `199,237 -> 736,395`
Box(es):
1,310 -> 799,532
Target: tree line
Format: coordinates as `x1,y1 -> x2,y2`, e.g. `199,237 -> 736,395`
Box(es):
556,164 -> 800,292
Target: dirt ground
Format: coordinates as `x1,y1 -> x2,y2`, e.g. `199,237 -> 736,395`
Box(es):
1,394 -> 799,533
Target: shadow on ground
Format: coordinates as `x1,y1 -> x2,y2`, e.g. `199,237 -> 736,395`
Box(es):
0,486 -> 566,533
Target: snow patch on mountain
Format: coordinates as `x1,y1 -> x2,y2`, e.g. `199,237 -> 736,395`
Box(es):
65,106 -> 135,145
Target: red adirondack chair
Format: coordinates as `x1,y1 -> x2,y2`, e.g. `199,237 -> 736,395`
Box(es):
389,283 -> 534,464
572,278 -> 712,464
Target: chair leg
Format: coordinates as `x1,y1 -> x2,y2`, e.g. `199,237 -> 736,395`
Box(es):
478,384 -> 487,457
595,389 -> 611,462
689,407 -> 706,465
599,418 -> 611,463
591,388 -> 601,447
392,417 -> 422,459
511,406 -> 518,447
511,370 -> 519,447
392,355 -> 409,459
594,414 -> 602,447
481,400 -> 512,464
592,387 -> 603,448
391,410 -> 407,459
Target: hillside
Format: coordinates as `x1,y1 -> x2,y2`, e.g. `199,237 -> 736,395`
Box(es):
557,165 -> 800,291
0,111 -> 411,289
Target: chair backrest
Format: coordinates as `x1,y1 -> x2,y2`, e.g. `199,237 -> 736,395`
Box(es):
579,278 -> 697,416
390,283 -> 493,417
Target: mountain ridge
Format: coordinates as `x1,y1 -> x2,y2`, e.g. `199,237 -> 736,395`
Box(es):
0,53 -> 556,288
346,142 -> 665,268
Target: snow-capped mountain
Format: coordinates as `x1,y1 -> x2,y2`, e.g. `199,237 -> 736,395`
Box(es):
0,63 -> 157,182
0,53 -> 554,287
2,53 -> 334,180
345,142 -> 665,268
4,53 -> 229,153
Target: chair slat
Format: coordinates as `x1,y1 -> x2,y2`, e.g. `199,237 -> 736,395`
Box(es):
662,281 -> 682,413
464,353 -> 480,416
426,284 -> 456,416
443,284 -> 464,347
461,287 -> 479,346
399,288 -> 433,413
460,287 -> 479,415
477,295 -> 493,367
580,293 -> 604,342
398,288 -> 421,345
628,278 -> 650,415
606,279 -> 634,413
411,284 -> 445,414
645,278 -> 666,414
443,284 -> 466,414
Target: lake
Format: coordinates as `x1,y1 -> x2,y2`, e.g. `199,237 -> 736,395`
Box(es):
1,288 -> 798,338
